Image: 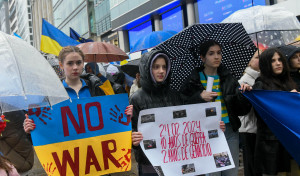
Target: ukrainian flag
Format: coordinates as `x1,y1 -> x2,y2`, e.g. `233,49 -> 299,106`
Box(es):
98,75 -> 115,95
244,90 -> 300,165
85,62 -> 115,95
40,19 -> 80,56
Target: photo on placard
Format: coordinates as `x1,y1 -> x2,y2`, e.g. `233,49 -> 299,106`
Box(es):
153,166 -> 165,176
213,152 -> 232,168
208,129 -> 219,139
143,139 -> 157,150
173,109 -> 187,119
205,107 -> 217,117
181,163 -> 195,174
141,114 -> 155,123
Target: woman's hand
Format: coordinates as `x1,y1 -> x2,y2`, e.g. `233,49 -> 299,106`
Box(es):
23,114 -> 36,134
220,121 -> 225,132
125,105 -> 133,117
239,83 -> 252,93
200,90 -> 218,102
132,131 -> 143,146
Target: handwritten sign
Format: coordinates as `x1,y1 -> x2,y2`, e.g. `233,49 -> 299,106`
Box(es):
138,102 -> 234,175
29,94 -> 132,176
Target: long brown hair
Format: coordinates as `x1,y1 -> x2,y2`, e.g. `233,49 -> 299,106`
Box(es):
0,156 -> 14,173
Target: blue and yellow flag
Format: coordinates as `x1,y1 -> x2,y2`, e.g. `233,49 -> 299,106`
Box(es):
243,90 -> 300,165
41,19 -> 80,56
99,75 -> 115,95
70,27 -> 93,43
85,62 -> 115,95
29,94 -> 132,175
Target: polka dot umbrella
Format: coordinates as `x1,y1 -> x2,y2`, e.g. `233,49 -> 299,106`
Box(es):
154,23 -> 257,91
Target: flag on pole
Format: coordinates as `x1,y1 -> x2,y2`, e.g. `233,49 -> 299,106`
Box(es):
40,19 -> 80,56
243,90 -> 300,165
70,27 -> 93,43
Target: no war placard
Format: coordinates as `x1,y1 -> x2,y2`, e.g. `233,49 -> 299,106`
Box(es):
29,94 -> 132,176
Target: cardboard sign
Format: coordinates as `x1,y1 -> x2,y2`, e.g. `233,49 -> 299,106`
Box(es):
29,94 -> 132,176
138,102 -> 234,176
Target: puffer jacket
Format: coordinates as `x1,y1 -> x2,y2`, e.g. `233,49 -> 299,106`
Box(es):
181,64 -> 251,131
80,73 -> 106,97
129,50 -> 184,165
0,110 -> 34,173
112,72 -> 127,94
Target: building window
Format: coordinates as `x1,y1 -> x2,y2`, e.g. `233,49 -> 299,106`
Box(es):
128,20 -> 152,51
110,0 -> 125,9
197,0 -> 266,23
161,6 -> 183,33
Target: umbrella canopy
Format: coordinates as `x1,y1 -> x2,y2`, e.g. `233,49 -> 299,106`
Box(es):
0,31 -> 69,113
154,23 -> 257,91
120,59 -> 140,78
222,5 -> 300,48
130,30 -> 177,53
77,42 -> 128,62
104,64 -> 120,75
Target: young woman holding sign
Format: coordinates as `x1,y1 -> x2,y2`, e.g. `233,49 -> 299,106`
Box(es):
24,46 -> 132,132
181,40 -> 252,176
130,49 -> 226,176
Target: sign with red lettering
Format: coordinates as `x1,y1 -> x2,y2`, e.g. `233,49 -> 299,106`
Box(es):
29,94 -> 132,176
138,102 -> 234,175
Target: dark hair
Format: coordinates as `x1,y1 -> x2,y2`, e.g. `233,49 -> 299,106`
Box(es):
0,156 -> 14,173
58,46 -> 85,63
199,40 -> 222,57
259,48 -> 297,91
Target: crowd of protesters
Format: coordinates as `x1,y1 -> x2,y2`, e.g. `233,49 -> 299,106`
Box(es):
0,38 -> 299,176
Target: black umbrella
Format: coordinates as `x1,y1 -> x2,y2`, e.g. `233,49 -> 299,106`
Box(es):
154,23 -> 257,91
120,59 -> 140,78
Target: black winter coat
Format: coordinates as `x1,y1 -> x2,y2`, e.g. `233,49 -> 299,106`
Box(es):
80,73 -> 106,97
0,110 -> 34,173
130,50 -> 184,165
252,78 -> 291,174
290,70 -> 300,91
181,64 -> 251,131
112,72 -> 127,94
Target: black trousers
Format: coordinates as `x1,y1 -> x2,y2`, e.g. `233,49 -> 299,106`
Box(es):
240,132 -> 262,176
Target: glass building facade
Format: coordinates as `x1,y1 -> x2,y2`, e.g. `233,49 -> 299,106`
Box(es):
52,0 -> 90,38
111,0 -> 184,52
6,0 -> 33,45
110,0 -> 149,21
0,0 -> 10,34
197,0 -> 267,23
161,6 -> 184,32
94,0 -> 111,35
